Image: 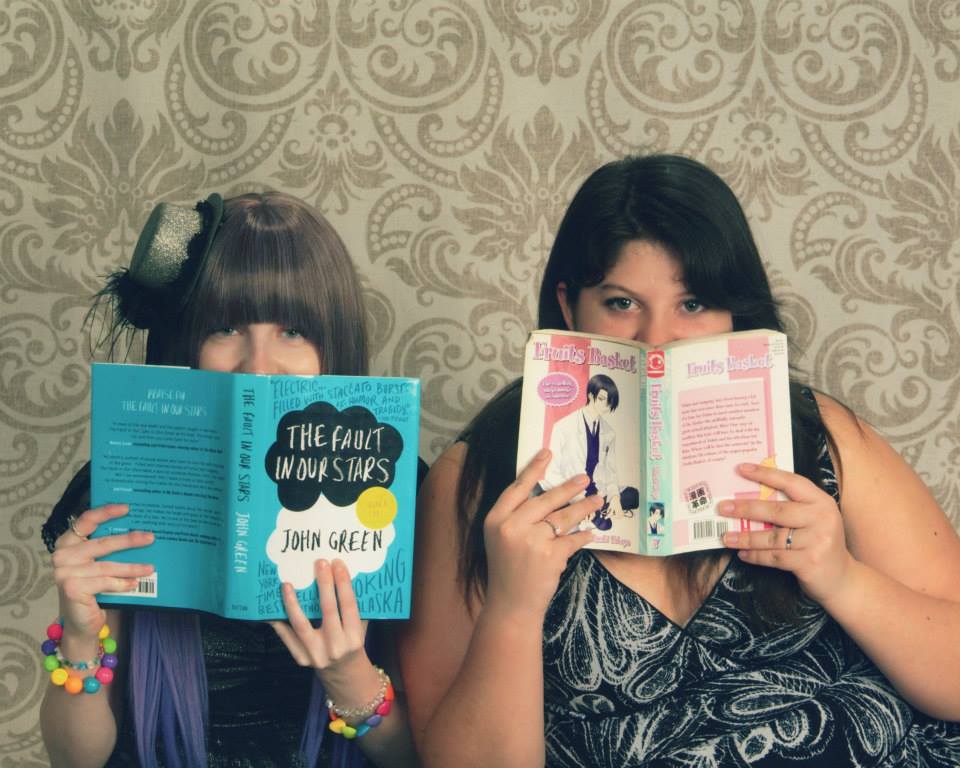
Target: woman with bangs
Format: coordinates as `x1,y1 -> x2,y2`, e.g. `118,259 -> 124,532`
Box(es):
398,155 -> 960,767
40,192 -> 419,767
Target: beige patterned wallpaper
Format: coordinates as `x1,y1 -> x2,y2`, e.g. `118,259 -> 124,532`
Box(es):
2,1 -> 959,763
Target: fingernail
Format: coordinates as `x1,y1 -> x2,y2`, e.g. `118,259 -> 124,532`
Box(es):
739,462 -> 757,472
717,501 -> 735,515
535,448 -> 550,461
573,474 -> 589,486
724,532 -> 739,545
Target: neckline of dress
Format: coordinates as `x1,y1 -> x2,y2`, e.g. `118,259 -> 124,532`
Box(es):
585,550 -> 737,632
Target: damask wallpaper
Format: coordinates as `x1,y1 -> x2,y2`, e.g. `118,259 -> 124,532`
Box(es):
2,1 -> 959,763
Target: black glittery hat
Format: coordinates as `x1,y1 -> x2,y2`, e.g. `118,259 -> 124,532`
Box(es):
100,193 -> 224,331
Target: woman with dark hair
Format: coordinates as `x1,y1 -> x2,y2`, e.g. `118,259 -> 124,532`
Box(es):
40,192 -> 419,767
398,155 -> 960,767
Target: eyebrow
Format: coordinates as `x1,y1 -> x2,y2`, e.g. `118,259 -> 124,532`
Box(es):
596,279 -> 689,296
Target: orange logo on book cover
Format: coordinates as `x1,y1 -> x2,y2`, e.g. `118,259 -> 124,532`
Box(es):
647,350 -> 665,378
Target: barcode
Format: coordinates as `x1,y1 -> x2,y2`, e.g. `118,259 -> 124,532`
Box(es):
135,575 -> 157,595
692,520 -> 729,540
114,573 -> 158,598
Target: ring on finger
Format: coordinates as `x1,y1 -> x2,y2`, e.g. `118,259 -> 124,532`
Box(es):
67,514 -> 88,541
541,517 -> 562,538
784,527 -> 795,551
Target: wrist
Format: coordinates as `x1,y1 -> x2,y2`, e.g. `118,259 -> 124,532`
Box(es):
477,598 -> 546,637
814,555 -> 866,615
317,653 -> 382,717
325,664 -> 395,737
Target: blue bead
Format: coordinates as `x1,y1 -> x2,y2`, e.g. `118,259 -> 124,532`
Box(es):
366,714 -> 382,727
41,639 -> 57,655
83,677 -> 101,694
355,724 -> 370,738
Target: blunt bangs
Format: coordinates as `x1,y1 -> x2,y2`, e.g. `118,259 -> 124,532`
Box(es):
197,225 -> 321,343
178,192 -> 369,374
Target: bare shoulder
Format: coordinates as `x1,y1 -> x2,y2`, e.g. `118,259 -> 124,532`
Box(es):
813,392 -> 960,597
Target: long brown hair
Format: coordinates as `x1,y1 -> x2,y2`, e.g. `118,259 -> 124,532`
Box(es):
177,192 -> 368,375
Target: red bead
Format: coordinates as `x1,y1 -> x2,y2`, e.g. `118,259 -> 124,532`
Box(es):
95,667 -> 114,685
47,623 -> 63,642
375,699 -> 392,717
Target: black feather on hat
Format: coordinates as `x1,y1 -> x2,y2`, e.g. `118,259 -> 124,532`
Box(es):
92,193 -> 224,360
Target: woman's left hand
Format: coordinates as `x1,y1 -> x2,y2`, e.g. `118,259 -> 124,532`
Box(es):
719,462 -> 856,604
270,558 -> 382,702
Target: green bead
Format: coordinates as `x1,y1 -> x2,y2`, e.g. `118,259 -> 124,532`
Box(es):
101,637 -> 117,654
43,655 -> 60,672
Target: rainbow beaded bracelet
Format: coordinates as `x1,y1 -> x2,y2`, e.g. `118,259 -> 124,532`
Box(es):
327,667 -> 395,740
41,620 -> 117,695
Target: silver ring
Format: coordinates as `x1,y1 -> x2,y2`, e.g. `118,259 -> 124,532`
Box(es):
542,518 -> 562,538
785,528 -> 795,550
67,514 -> 88,541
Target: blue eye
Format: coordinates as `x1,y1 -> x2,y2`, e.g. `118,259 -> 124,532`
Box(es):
210,327 -> 237,337
282,328 -> 304,339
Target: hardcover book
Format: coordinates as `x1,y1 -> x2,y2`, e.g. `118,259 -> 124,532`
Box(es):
90,363 -> 420,619
517,329 -> 792,555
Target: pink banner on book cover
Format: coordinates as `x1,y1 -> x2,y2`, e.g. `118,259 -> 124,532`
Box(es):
541,334 -> 592,447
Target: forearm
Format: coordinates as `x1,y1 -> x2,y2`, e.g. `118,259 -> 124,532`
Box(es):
40,633 -> 119,767
822,559 -> 960,720
351,695 -> 421,768
320,656 -> 420,768
419,603 -> 545,768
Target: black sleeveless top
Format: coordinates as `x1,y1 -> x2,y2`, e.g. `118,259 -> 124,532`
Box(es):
541,441 -> 960,767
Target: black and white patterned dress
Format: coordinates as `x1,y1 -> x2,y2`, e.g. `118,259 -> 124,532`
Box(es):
542,447 -> 960,767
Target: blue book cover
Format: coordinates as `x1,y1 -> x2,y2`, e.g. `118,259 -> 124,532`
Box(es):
89,363 -> 420,620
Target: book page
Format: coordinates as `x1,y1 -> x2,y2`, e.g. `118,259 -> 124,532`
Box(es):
518,331 -> 643,553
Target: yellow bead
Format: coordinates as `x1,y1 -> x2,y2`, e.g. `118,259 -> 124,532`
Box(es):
98,625 -> 110,640
328,718 -> 346,734
51,668 -> 69,686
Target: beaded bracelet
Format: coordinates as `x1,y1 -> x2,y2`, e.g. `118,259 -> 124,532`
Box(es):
327,667 -> 395,739
40,620 -> 118,695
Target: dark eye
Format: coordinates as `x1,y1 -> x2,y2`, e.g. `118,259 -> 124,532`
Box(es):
209,327 -> 237,337
681,298 -> 705,313
282,328 -> 304,339
604,297 -> 635,311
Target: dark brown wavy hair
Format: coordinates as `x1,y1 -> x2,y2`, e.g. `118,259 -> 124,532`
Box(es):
456,155 -> 838,628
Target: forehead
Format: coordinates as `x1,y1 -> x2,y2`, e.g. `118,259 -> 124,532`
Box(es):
604,240 -> 685,286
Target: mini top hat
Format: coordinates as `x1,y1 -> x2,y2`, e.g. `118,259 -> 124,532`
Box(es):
100,193 -> 224,332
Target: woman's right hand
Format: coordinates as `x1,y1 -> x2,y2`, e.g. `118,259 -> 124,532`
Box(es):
51,504 -> 155,642
482,449 -> 600,619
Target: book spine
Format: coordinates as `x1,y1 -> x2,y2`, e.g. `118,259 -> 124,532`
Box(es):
222,373 -> 261,619
644,349 -> 671,555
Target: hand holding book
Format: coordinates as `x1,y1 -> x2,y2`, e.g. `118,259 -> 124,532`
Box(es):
719,461 -> 854,605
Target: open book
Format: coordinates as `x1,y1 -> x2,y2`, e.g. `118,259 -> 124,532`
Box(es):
517,329 -> 792,555
90,363 -> 420,619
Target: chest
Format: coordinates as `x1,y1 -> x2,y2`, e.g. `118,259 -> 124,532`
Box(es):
591,550 -> 730,628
